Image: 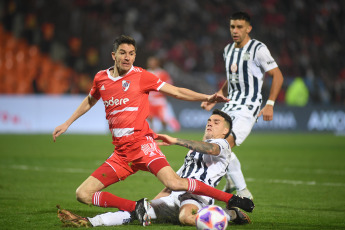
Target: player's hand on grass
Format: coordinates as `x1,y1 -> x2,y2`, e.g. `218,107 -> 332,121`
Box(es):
258,104 -> 273,121
201,101 -> 217,111
53,123 -> 69,142
155,134 -> 177,146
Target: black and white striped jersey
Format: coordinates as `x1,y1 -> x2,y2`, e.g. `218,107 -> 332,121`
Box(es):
222,39 -> 278,115
176,139 -> 231,188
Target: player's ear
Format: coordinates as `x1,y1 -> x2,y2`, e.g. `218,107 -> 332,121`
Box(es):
111,52 -> 116,61
246,25 -> 252,34
223,127 -> 230,137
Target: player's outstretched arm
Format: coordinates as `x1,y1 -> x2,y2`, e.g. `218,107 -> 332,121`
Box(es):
258,67 -> 283,121
200,101 -> 216,111
201,80 -> 229,111
160,83 -> 229,103
155,133 -> 177,146
53,95 -> 98,142
156,134 -> 220,156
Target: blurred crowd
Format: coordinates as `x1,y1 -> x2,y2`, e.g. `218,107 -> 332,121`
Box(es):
0,0 -> 344,105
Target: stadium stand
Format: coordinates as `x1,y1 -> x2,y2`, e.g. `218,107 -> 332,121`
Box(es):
0,0 -> 344,104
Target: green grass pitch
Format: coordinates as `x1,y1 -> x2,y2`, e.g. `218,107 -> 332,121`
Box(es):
0,133 -> 345,229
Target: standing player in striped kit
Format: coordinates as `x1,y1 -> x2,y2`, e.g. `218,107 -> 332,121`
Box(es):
202,12 -> 284,199
53,35 -> 254,226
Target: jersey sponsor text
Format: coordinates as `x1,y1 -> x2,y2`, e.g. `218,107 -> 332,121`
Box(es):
103,97 -> 129,107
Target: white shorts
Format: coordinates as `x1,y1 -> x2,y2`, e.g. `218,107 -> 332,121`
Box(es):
223,106 -> 257,146
150,191 -> 214,224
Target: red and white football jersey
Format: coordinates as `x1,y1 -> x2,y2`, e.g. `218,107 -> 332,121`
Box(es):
89,66 -> 165,146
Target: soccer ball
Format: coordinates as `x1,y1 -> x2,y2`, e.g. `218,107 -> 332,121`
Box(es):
195,205 -> 228,230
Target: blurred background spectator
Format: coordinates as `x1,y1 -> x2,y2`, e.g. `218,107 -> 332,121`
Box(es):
0,0 -> 344,105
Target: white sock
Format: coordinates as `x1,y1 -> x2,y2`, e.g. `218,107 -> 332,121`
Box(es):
226,152 -> 247,191
88,211 -> 131,227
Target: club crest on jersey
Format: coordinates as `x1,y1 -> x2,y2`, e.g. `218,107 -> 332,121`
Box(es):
122,80 -> 131,91
230,63 -> 238,73
243,51 -> 251,61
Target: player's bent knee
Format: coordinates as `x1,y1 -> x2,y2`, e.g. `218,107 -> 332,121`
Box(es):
178,213 -> 195,226
75,187 -> 93,205
179,215 -> 188,225
179,204 -> 197,226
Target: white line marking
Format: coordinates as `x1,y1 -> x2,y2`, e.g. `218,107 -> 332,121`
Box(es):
4,165 -> 345,187
283,168 -> 345,176
8,164 -> 92,174
245,177 -> 345,187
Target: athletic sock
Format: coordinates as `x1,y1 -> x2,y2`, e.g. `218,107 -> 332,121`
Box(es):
227,152 -> 247,191
88,211 -> 132,227
187,178 -> 233,203
92,191 -> 136,212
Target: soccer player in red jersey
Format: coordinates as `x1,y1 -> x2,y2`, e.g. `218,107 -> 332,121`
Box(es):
53,35 -> 254,225
146,56 -> 180,132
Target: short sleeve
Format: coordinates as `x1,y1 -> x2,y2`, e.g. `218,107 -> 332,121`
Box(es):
160,71 -> 173,85
176,165 -> 184,176
223,44 -> 231,61
140,69 -> 166,93
255,45 -> 278,72
89,74 -> 101,100
205,138 -> 231,157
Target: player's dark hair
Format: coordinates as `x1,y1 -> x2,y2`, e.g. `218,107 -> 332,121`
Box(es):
230,11 -> 251,24
113,35 -> 136,52
212,109 -> 232,138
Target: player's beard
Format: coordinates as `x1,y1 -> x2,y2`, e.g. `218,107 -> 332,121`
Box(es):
203,133 -> 213,140
116,65 -> 128,76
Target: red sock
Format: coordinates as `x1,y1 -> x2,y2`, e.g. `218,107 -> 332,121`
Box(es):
187,178 -> 233,203
92,191 -> 136,212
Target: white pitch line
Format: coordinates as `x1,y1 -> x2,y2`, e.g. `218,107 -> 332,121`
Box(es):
3,164 -> 345,187
283,167 -> 345,176
8,164 -> 92,174
245,177 -> 345,187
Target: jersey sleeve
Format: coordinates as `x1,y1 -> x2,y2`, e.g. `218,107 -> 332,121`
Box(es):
205,139 -> 231,156
160,71 -> 173,85
176,165 -> 184,176
255,45 -> 278,72
140,69 -> 166,93
223,44 -> 231,61
89,73 -> 101,100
